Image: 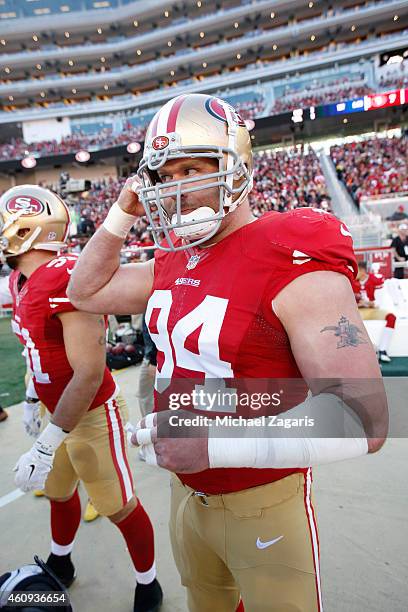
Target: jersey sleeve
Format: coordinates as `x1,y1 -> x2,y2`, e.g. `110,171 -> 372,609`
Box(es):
262,208 -> 357,306
45,256 -> 78,316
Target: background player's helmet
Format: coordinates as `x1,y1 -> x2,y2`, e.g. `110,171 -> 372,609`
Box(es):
0,185 -> 70,260
0,556 -> 72,611
137,93 -> 253,251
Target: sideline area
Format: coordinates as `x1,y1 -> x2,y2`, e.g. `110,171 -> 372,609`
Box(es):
0,365 -> 407,611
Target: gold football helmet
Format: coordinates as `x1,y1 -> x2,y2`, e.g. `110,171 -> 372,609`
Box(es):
0,185 -> 70,260
137,93 -> 253,251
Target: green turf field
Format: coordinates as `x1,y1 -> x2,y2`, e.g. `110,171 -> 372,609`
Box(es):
0,317 -> 26,408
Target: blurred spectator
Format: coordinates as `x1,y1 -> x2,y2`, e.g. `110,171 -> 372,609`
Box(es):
386,205 -> 408,221
390,223 -> 408,279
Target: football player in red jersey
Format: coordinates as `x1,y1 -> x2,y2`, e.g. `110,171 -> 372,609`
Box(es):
0,185 -> 162,612
353,260 -> 397,363
69,94 -> 388,611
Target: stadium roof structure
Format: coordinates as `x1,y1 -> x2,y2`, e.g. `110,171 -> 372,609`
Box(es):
0,0 -> 407,122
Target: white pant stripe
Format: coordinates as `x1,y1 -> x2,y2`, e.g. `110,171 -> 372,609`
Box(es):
106,399 -> 133,503
305,468 -> 323,611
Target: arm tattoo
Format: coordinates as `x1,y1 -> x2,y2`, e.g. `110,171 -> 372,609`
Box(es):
320,315 -> 367,348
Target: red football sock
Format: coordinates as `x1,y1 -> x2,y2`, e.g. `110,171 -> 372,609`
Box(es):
50,488 -> 81,554
236,600 -> 245,612
115,499 -> 155,583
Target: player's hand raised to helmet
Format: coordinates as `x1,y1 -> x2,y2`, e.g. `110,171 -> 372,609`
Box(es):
116,176 -> 145,217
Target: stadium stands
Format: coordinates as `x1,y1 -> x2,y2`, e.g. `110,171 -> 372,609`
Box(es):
246,147 -> 331,215
330,134 -> 408,206
273,84 -> 372,115
0,124 -> 146,161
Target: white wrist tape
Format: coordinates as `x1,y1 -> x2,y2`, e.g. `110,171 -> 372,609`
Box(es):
36,423 -> 68,454
125,414 -> 157,466
208,393 -> 368,469
103,201 -> 137,239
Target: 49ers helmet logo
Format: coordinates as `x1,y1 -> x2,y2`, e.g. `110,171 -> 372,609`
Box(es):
205,98 -> 246,127
152,135 -> 169,150
6,195 -> 44,216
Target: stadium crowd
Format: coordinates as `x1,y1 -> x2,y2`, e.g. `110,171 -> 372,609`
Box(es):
273,84 -> 371,114
231,96 -> 265,120
0,124 -> 146,162
330,134 -> 408,206
379,65 -> 408,90
1,65 -> 407,163
249,147 -> 331,215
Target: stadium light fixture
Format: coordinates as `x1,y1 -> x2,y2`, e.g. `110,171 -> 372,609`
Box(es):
127,142 -> 141,154
75,150 -> 90,163
21,156 -> 37,169
387,54 -> 403,64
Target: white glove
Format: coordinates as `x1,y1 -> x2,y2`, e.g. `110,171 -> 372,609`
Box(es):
23,400 -> 42,438
14,423 -> 68,492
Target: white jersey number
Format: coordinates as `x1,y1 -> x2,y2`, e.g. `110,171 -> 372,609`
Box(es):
145,290 -> 233,393
11,317 -> 50,384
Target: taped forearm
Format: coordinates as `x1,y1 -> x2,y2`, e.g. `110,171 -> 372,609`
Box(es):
208,393 -> 368,469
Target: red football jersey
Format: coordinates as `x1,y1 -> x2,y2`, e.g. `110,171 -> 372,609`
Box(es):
352,273 -> 384,303
9,254 -> 116,412
148,208 -> 357,494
